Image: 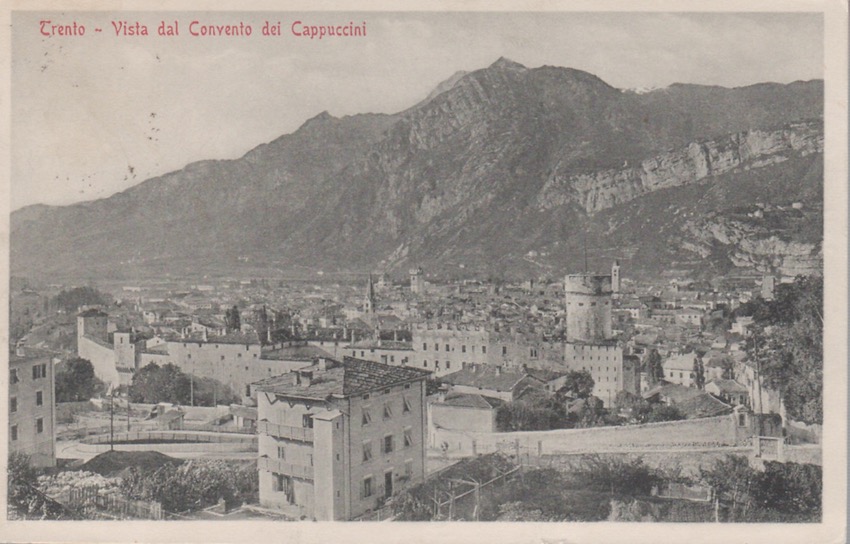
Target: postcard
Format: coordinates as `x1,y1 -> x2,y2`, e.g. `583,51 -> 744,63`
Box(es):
2,1 -> 846,543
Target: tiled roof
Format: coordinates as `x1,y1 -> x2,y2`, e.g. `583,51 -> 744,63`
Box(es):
439,392 -> 503,410
78,308 -> 108,317
675,392 -> 733,419
262,344 -> 334,361
707,378 -> 748,394
253,356 -> 429,400
441,365 -> 543,393
523,367 -> 568,383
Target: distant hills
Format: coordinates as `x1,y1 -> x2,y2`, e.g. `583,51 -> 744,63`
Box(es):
11,58 -> 823,282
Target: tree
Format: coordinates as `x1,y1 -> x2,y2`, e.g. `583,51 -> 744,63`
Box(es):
224,306 -> 241,333
751,461 -> 821,518
53,286 -> 110,313
646,349 -> 664,385
55,358 -> 104,402
129,363 -> 192,405
641,403 -> 684,423
496,390 -> 568,431
747,275 -> 823,424
693,355 -> 706,390
560,370 -> 595,399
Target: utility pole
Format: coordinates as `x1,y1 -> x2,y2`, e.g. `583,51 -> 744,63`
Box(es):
127,395 -> 131,432
109,393 -> 114,451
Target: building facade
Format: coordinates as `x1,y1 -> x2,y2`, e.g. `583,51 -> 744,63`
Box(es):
254,357 -> 430,520
9,353 -> 56,467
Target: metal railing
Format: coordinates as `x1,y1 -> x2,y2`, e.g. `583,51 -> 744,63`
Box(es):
257,456 -> 314,480
257,420 -> 313,442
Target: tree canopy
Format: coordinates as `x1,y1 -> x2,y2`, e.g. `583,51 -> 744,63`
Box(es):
53,286 -> 110,313
746,275 -> 822,424
55,358 -> 105,402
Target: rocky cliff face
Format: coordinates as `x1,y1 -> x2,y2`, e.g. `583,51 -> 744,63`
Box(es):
10,59 -> 824,281
537,122 -> 823,214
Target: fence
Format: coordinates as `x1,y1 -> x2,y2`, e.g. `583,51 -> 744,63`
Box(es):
68,485 -> 163,520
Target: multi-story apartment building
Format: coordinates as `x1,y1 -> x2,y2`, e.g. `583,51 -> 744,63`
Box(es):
253,356 -> 430,520
9,352 -> 56,467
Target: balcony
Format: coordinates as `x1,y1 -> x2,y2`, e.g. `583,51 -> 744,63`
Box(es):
257,420 -> 314,442
258,456 -> 314,480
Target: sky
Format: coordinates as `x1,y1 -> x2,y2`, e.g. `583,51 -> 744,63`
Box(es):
11,11 -> 823,210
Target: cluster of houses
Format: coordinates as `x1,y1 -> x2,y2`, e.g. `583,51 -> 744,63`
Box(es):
10,263 -> 791,520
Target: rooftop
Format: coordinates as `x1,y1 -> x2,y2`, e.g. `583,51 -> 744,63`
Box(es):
252,356 -> 430,400
441,365 -> 542,393
436,392 -> 504,410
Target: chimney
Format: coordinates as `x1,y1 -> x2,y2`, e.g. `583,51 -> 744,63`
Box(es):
495,366 -> 502,376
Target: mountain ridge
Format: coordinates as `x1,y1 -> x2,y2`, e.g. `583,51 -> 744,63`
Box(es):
11,60 -> 824,281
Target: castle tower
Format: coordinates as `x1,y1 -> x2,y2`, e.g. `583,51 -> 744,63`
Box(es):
76,308 -> 109,344
564,274 -> 613,343
611,260 -> 621,294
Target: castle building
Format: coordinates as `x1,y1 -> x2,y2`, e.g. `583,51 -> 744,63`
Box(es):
563,269 -> 639,406
253,357 -> 430,520
9,351 -> 56,467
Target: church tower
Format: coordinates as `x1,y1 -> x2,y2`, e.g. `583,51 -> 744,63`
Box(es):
611,260 -> 621,294
364,274 -> 376,315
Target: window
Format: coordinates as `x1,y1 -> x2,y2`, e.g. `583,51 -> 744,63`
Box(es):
383,434 -> 394,454
362,407 -> 372,426
482,346 -> 487,354
36,391 -> 43,407
36,418 -> 44,434
238,353 -> 242,358
10,397 -> 17,413
446,362 -> 451,370
404,384 -> 410,390
32,364 -> 47,380
362,441 -> 373,462
423,360 -> 428,368
11,425 -> 18,441
502,346 -> 507,355
404,427 -> 413,448
302,414 -> 313,428
405,460 -> 413,477
10,369 -> 18,384
423,343 -> 427,351
383,402 -> 393,419
738,413 -> 747,427
277,446 -> 286,460
445,344 -> 450,352
308,454 -> 313,466
402,397 -> 412,413
462,345 -> 466,353
434,344 -> 438,351
363,477 -> 373,498
220,355 -> 225,361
